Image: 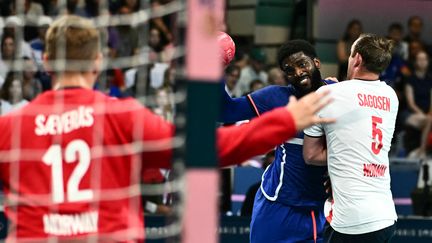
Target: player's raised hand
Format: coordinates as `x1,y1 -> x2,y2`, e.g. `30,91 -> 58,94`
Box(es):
286,90 -> 335,131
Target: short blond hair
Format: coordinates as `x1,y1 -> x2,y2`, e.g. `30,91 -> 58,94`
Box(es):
351,34 -> 394,74
45,15 -> 100,71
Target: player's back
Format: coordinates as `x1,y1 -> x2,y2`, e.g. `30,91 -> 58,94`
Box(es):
0,88 -> 173,242
318,80 -> 398,234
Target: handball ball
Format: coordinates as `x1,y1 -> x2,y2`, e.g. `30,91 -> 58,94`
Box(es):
217,31 -> 236,66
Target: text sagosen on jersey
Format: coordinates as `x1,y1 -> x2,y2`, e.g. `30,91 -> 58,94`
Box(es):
35,106 -> 94,136
357,93 -> 390,111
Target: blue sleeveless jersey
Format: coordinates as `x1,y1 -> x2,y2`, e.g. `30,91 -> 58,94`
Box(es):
221,81 -> 334,209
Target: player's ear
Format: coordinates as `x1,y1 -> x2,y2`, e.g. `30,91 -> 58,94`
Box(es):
313,58 -> 321,69
93,52 -> 103,75
42,53 -> 51,72
353,53 -> 362,68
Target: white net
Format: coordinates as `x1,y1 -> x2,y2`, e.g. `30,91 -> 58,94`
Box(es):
0,0 -> 188,242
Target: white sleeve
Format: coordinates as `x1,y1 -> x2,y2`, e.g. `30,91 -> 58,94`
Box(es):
304,86 -> 329,137
304,123 -> 324,137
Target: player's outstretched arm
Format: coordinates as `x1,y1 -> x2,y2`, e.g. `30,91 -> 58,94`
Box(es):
286,90 -> 334,131
220,82 -> 257,123
217,91 -> 334,167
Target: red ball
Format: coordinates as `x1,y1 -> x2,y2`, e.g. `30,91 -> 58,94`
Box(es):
217,31 -> 236,66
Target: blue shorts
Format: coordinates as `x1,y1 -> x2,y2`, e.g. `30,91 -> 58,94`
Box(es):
250,189 -> 325,243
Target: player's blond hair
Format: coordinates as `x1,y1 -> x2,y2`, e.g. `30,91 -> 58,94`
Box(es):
351,34 -> 394,74
45,15 -> 100,72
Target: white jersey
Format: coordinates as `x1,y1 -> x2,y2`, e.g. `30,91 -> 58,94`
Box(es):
304,80 -> 398,234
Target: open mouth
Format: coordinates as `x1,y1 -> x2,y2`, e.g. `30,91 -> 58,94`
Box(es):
298,75 -> 310,85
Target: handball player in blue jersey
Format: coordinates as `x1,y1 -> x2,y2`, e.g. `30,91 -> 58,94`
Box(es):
221,40 -> 334,243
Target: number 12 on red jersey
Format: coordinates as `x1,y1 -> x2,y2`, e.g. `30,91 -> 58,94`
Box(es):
42,139 -> 93,203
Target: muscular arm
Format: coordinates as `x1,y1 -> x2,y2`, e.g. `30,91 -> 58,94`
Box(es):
220,83 -> 257,122
218,90 -> 334,167
303,135 -> 327,166
140,106 -> 297,169
139,90 -> 332,169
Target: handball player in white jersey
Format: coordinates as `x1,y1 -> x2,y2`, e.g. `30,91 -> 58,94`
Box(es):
303,34 -> 398,243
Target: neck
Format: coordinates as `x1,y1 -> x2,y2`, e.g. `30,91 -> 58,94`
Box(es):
52,72 -> 95,90
352,71 -> 379,81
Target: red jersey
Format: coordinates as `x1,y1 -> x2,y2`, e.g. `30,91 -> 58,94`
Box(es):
0,88 -> 296,242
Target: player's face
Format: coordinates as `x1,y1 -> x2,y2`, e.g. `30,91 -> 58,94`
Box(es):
282,52 -> 321,92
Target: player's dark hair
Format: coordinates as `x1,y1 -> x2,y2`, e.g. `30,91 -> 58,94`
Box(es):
277,40 -> 317,70
352,34 -> 394,74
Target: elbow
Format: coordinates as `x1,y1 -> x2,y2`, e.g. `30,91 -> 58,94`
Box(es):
303,150 -> 316,165
303,150 -> 326,166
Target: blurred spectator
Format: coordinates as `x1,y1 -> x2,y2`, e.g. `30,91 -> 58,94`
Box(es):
124,67 -> 138,93
235,47 -> 268,97
105,68 -> 126,97
106,26 -> 121,58
50,0 -> 86,16
66,0 -> 86,16
233,49 -> 249,69
118,0 -> 140,14
0,34 -> 16,85
28,16 -> 52,91
30,16 -> 52,70
149,63 -> 169,91
404,51 -> 432,158
115,20 -> 139,58
1,16 -> 32,58
381,22 -> 410,88
224,64 -> 240,98
0,0 -> 14,17
248,79 -> 265,94
149,27 -> 174,63
388,22 -> 409,61
21,57 -> 42,100
0,72 -> 29,115
404,16 -> 425,46
153,87 -> 174,122
268,66 -> 287,86
150,0 -> 174,43
408,40 -> 426,70
83,0 -> 110,17
336,19 -> 363,80
24,0 -> 44,16
142,168 -> 173,215
162,65 -> 175,90
22,0 -> 45,41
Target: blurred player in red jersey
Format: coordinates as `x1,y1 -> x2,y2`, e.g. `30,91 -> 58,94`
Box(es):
0,15 -> 332,242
